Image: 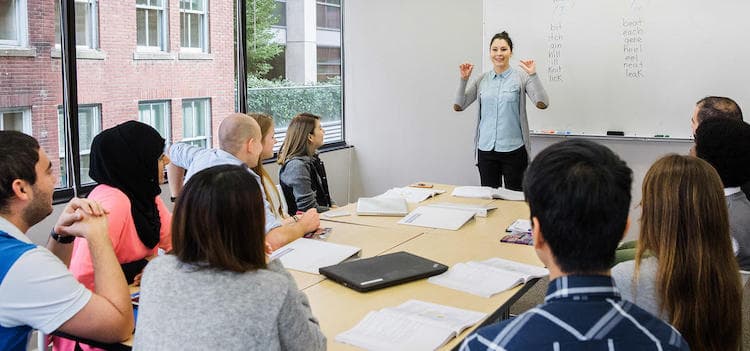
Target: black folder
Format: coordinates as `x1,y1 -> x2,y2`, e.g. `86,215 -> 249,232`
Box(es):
319,251 -> 448,292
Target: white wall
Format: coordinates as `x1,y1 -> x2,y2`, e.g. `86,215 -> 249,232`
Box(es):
344,0 -> 484,198
344,0 -> 694,240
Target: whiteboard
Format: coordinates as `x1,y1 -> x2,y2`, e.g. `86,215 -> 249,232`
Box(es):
482,0 -> 750,139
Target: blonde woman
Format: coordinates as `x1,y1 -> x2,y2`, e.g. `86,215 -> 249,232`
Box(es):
248,113 -> 288,220
277,113 -> 334,215
611,154 -> 742,351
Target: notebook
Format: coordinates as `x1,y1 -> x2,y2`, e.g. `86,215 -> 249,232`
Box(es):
269,238 -> 361,274
319,251 -> 449,292
356,197 -> 409,216
398,206 -> 476,231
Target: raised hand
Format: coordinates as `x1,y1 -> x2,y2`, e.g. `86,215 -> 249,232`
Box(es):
459,63 -> 474,80
519,60 -> 536,75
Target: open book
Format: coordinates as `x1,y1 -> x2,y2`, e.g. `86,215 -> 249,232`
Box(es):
428,258 -> 548,298
376,187 -> 446,203
269,238 -> 361,274
451,186 -> 525,201
398,206 -> 475,231
335,300 -> 486,351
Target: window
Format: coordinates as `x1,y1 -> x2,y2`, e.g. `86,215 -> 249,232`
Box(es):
182,98 -> 211,148
316,0 -> 340,30
0,0 -> 28,47
139,101 -> 171,143
180,0 -> 208,52
246,0 -> 344,146
0,107 -> 31,134
58,105 -> 101,185
136,0 -> 168,51
317,46 -> 340,82
54,0 -> 99,49
272,0 -> 286,27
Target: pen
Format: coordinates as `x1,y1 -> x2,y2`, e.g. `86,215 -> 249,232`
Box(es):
654,134 -> 670,138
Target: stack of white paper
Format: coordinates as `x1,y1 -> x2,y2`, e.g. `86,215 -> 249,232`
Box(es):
356,197 -> 409,216
398,206 -> 475,231
335,300 -> 486,351
428,258 -> 548,298
451,186 -> 525,201
377,187 -> 446,203
269,238 -> 361,274
425,202 -> 497,217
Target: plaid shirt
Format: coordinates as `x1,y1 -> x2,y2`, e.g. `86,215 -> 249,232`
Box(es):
460,275 -> 689,351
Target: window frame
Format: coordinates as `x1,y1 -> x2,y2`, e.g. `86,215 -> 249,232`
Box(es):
0,0 -> 29,47
179,0 -> 209,52
0,107 -> 32,134
138,100 -> 172,144
57,104 -> 102,187
54,0 -> 99,50
316,0 -> 341,31
136,0 -> 169,52
181,98 -> 212,148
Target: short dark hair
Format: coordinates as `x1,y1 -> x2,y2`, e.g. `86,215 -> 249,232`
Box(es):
171,165 -> 267,272
695,118 -> 750,187
489,31 -> 513,51
695,96 -> 743,124
523,139 -> 633,273
0,131 -> 40,213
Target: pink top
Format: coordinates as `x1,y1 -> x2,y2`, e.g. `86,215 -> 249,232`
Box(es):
68,184 -> 172,290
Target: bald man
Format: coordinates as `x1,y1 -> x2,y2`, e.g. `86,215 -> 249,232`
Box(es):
167,113 -> 319,250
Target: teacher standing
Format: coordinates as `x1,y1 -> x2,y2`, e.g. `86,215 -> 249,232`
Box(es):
454,31 -> 549,191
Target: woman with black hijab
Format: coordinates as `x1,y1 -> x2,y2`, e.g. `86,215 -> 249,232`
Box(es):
66,120 -> 172,289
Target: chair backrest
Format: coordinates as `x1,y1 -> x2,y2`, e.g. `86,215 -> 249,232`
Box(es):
276,184 -> 288,217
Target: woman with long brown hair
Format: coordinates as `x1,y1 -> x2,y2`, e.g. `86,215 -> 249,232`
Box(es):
612,154 -> 743,351
277,113 -> 335,215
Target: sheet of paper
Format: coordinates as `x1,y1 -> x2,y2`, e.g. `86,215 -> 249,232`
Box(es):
450,186 -> 496,199
506,218 -> 532,233
392,300 -> 486,335
480,257 -> 549,280
271,238 -> 361,274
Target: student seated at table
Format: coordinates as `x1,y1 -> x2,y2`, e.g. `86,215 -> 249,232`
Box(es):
167,113 -> 319,250
0,131 -> 132,351
249,112 -> 290,221
277,113 -> 335,215
460,139 -> 688,350
133,165 -> 326,350
54,121 -> 173,351
611,154 -> 742,351
694,118 -> 750,270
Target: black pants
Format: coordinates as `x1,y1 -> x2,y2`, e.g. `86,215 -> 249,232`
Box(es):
477,147 -> 528,191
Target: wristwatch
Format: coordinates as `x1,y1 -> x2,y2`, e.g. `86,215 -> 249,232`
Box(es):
50,230 -> 75,244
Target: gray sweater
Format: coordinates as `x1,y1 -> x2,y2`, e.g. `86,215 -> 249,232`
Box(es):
132,257 -> 326,351
454,68 -> 549,156
611,257 -> 664,319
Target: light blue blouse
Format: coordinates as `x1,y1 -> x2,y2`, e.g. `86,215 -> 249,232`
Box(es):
477,68 -> 524,152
